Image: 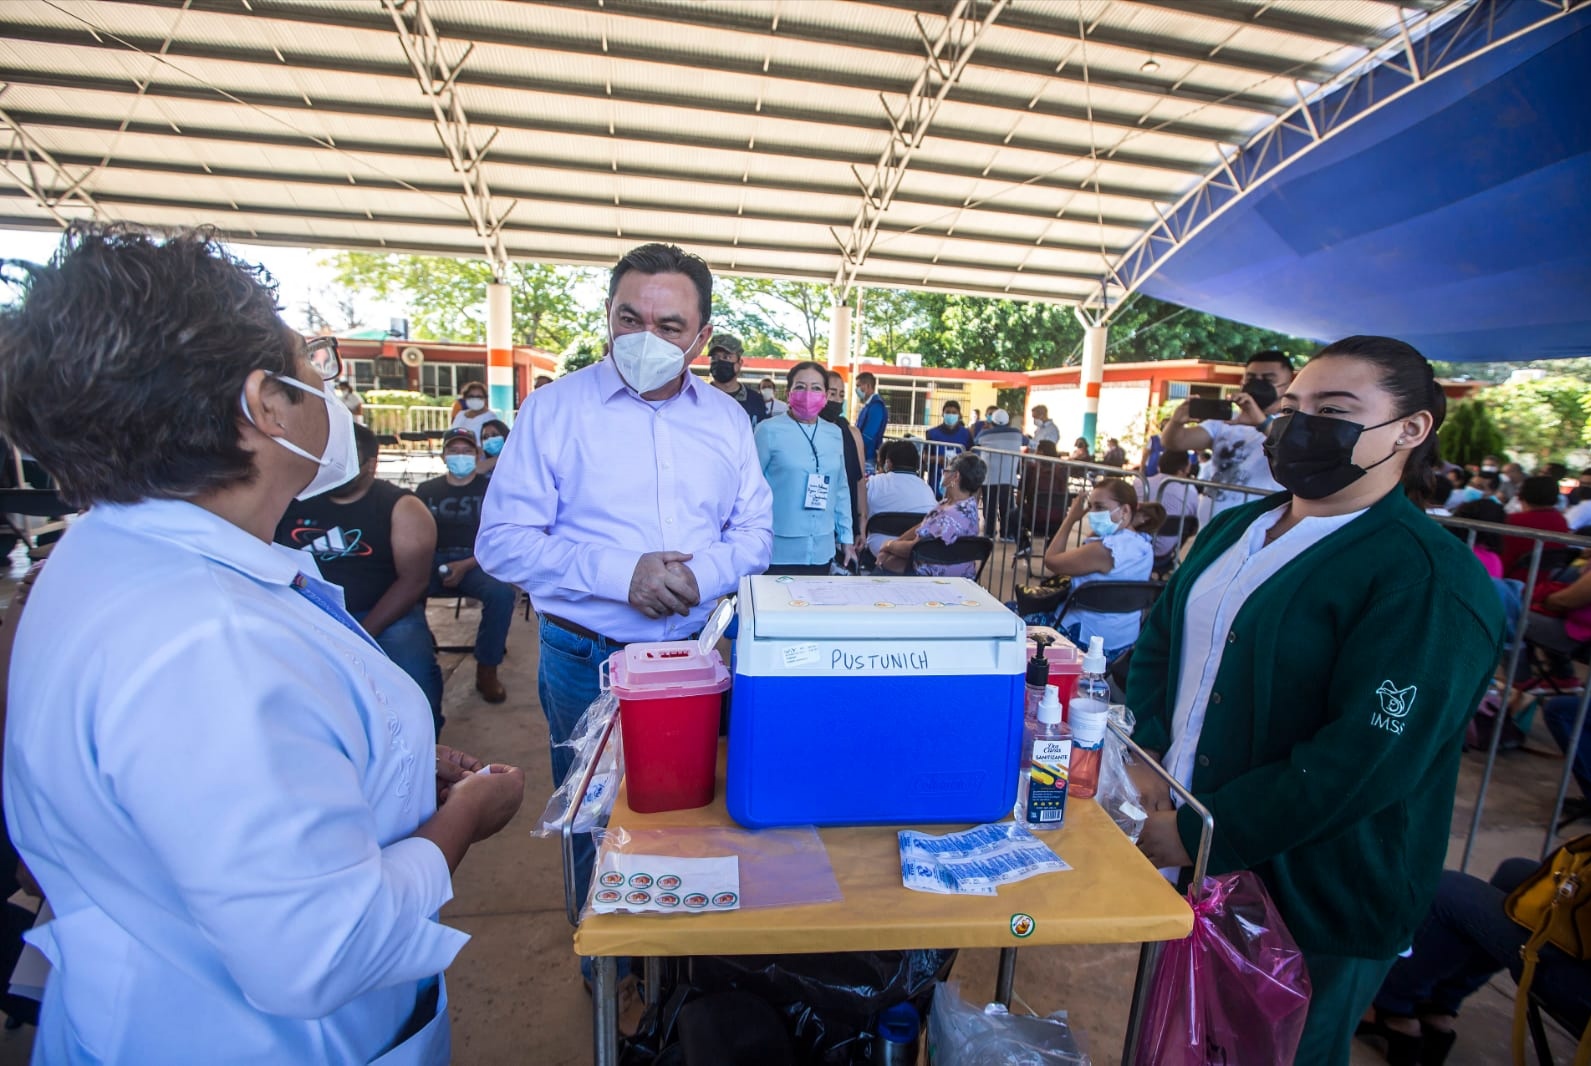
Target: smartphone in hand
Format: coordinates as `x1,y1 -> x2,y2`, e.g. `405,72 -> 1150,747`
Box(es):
1187,397 -> 1236,422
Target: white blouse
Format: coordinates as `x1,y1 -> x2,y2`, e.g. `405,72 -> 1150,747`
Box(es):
5,499 -> 464,1064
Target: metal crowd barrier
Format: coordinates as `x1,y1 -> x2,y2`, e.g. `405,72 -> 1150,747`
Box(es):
362,404 -> 457,441
879,437 -> 1591,869
1428,516 -> 1591,871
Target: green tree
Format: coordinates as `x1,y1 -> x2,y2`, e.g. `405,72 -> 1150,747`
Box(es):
719,277 -> 831,358
1482,376 -> 1591,463
561,347 -> 602,375
879,288 -> 1316,373
1439,400 -> 1509,467
1101,295 -> 1316,364
857,287 -> 935,362
324,252 -> 600,349
917,294 -> 1082,372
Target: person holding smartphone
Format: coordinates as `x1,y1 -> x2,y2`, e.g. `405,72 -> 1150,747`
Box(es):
1161,350 -> 1294,517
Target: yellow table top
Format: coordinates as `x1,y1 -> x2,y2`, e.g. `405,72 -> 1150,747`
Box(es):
573,751 -> 1193,958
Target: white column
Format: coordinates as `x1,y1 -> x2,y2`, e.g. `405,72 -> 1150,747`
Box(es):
829,298 -> 851,370
486,280 -> 513,422
1080,322 -> 1107,449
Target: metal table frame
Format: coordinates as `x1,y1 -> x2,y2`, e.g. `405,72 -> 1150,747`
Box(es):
562,717 -> 1213,1066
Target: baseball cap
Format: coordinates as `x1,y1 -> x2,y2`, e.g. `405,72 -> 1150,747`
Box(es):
441,428 -> 478,448
708,335 -> 745,359
991,409 -> 1010,425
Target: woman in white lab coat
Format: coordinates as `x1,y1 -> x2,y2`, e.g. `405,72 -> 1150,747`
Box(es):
0,226 -> 525,1064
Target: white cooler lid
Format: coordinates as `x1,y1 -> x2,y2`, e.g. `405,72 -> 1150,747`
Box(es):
743,574 -> 1020,639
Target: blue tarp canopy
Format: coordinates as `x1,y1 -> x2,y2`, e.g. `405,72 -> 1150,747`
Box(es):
1140,8 -> 1590,362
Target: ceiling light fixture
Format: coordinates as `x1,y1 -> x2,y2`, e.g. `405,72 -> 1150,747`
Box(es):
1141,57 -> 1160,73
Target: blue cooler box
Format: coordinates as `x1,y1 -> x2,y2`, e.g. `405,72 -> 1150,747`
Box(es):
728,574 -> 1026,828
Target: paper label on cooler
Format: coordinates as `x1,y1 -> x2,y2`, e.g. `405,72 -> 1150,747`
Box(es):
777,577 -> 982,609
780,642 -> 821,668
1025,738 -> 1071,826
589,852 -> 740,916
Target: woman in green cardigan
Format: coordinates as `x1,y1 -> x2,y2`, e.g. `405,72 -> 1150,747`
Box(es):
1126,336 -> 1506,1066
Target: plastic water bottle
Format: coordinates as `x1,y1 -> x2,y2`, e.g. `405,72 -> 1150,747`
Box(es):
872,1001 -> 920,1065
1020,685 -> 1071,830
1068,636 -> 1110,799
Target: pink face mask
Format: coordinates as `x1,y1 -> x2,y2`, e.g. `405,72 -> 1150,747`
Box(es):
788,390 -> 827,421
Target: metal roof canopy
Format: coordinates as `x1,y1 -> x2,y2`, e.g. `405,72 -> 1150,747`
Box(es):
0,0 -> 1558,313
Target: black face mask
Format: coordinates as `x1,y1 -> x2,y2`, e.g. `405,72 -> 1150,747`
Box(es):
709,360 -> 737,383
1241,377 -> 1279,411
1264,412 -> 1401,500
820,400 -> 843,423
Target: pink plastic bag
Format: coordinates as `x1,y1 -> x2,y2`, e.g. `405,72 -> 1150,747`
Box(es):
1132,871 -> 1312,1066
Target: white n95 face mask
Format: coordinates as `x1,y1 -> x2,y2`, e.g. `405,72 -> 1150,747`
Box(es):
610,328 -> 701,396
240,374 -> 360,500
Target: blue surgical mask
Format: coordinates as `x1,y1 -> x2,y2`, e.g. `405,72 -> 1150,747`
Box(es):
445,454 -> 477,478
944,412 -> 961,427
1086,510 -> 1120,538
482,436 -> 505,457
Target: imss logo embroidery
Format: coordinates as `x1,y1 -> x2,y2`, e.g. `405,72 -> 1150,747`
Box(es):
1371,680 -> 1417,735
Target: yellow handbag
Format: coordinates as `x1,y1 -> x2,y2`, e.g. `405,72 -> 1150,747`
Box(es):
1503,835 -> 1591,1066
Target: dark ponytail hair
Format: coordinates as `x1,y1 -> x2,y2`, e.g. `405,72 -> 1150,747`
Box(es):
1310,335 -> 1445,501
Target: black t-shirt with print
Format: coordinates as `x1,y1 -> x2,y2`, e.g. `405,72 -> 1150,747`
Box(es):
416,474 -> 489,554
275,479 -> 409,615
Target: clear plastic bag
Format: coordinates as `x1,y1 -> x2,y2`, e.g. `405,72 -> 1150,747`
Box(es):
1131,871 -> 1312,1066
1097,705 -> 1148,843
927,979 -> 1090,1065
582,825 -> 843,919
530,691 -> 623,838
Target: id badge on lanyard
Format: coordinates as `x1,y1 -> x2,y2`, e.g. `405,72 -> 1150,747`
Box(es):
804,473 -> 831,510
797,421 -> 830,510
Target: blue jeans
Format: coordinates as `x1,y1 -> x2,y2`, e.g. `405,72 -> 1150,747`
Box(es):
1544,694 -> 1591,799
1374,859 -> 1591,1028
428,549 -> 515,667
354,602 -> 443,737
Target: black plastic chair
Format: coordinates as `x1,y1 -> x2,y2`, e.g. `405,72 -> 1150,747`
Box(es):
1060,580 -> 1165,619
861,510 -> 932,570
0,490 -> 73,519
909,535 -> 994,583
1152,513 -> 1200,575
867,511 -> 929,539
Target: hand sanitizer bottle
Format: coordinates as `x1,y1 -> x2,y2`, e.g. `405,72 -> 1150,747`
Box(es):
1067,636 -> 1110,799
1023,634 -> 1054,734
1020,684 -> 1071,830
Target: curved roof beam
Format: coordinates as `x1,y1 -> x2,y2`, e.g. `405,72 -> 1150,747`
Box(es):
0,25 -> 1222,177
111,0 -> 1292,115
1097,0 -> 1582,313
6,106 -> 1155,233
380,0 -> 510,279
0,69 -> 1194,202
834,0 -> 1010,300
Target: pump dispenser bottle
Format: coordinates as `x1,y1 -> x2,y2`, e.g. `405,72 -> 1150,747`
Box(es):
1024,634 -> 1054,732
1067,636 -> 1110,799
1020,684 -> 1071,829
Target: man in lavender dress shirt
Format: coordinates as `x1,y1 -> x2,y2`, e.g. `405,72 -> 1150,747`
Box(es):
477,244 -> 772,867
